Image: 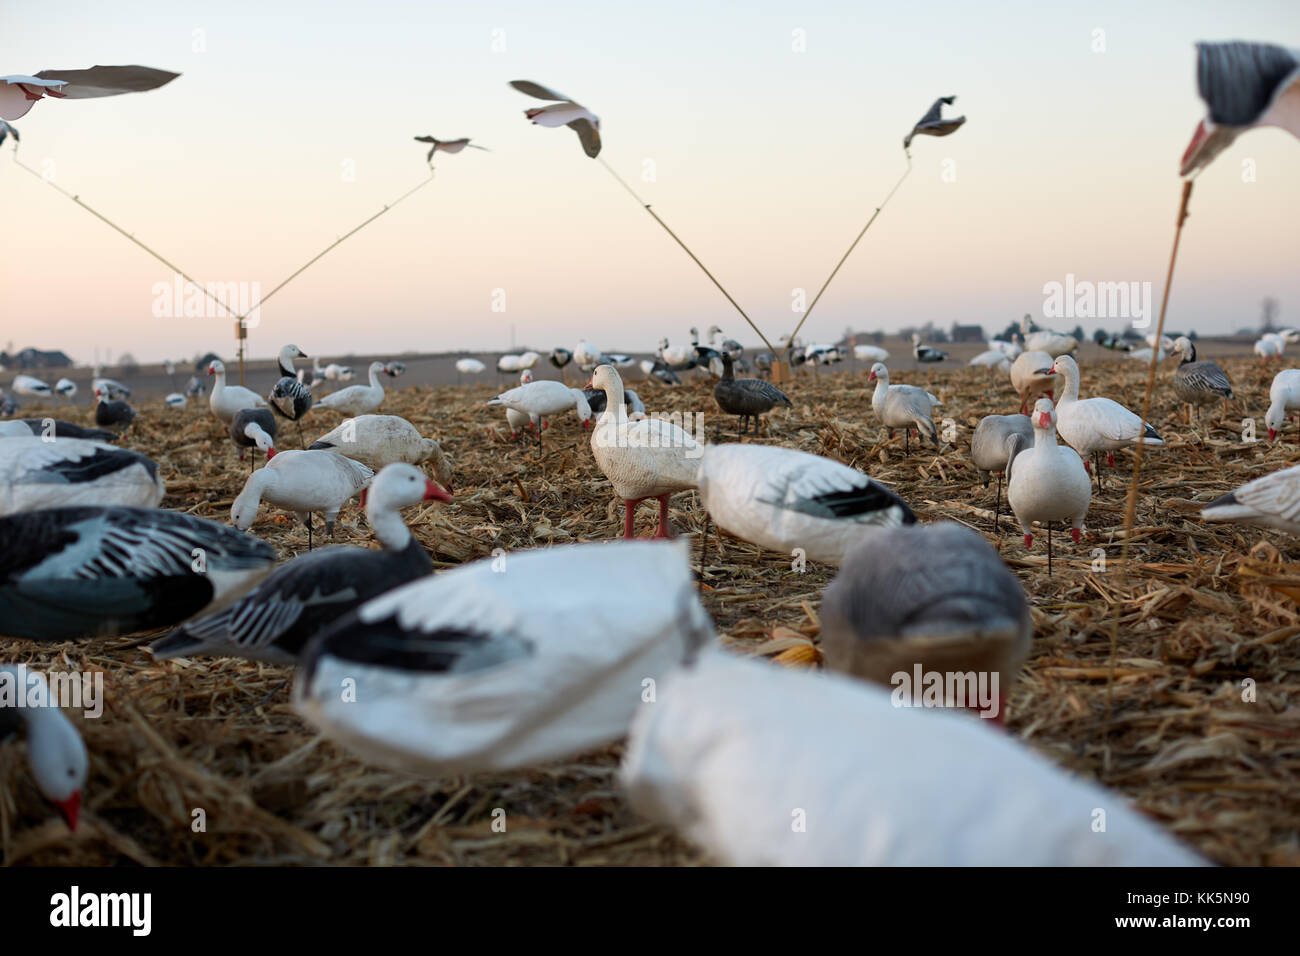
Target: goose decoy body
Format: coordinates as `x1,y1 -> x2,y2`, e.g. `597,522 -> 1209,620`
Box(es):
509,79 -> 601,158
712,352 -> 791,437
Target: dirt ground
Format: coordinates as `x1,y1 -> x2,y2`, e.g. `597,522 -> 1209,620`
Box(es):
2,344 -> 1298,866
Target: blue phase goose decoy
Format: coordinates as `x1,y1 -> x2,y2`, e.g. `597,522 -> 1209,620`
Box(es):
694,443 -> 914,566
1007,399 -> 1091,571
1169,337 -> 1233,420
970,413 -> 1033,531
314,361 -> 393,417
0,437 -> 164,516
1180,40 -> 1300,176
267,344 -> 313,426
12,375 -> 51,398
293,540 -> 711,776
911,333 -> 949,364
713,352 -> 791,437
818,522 -> 1032,723
0,506 -> 276,641
1,665 -> 88,831
902,95 -> 966,149
621,650 -> 1205,866
150,464 -> 449,663
92,389 -> 135,432
230,407 -> 278,468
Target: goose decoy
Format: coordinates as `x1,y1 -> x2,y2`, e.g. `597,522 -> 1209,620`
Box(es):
1093,329 -> 1132,352
267,344 -> 313,425
0,506 -> 275,641
384,361 -> 407,377
621,650 -> 1204,866
868,363 -> 939,451
1,664 -> 87,830
549,347 -> 574,382
230,407 -> 278,465
694,444 -> 914,566
454,357 -> 486,383
588,365 -> 701,539
0,64 -> 179,121
412,135 -> 489,164
488,380 -> 593,447
911,333 -> 949,364
1169,337 -> 1233,421
207,359 -> 266,424
92,389 -> 135,432
1203,463 -> 1300,535
509,79 -> 601,158
12,375 -> 51,398
582,385 -> 646,420
1050,355 -> 1163,488
819,521 -> 1032,722
1180,41 -> 1300,176
294,540 -> 710,776
1007,399 -> 1091,570
712,353 -> 791,438
54,378 -> 76,401
10,419 -> 116,442
1020,314 -> 1078,355
164,393 -> 187,409
231,449 -> 373,549
0,437 -> 164,516
642,358 -> 681,386
902,95 -> 966,149
1265,369 -> 1300,440
151,464 -> 449,663
853,344 -> 890,363
314,361 -> 393,417
506,371 -> 547,440
310,414 -> 453,490
970,413 -> 1033,531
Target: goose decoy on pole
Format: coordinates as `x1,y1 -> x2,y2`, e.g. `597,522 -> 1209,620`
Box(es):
902,95 -> 966,149
509,80 -> 601,158
0,64 -> 179,121
412,136 -> 489,165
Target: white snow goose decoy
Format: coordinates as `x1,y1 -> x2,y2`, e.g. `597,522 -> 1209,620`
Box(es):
713,353 -> 791,437
0,506 -> 275,641
151,463 -> 448,663
1,664 -> 88,831
1203,463 -> 1300,535
294,540 -> 710,776
1169,336 -> 1233,420
1019,314 -> 1078,355
230,407 -> 278,466
968,349 -> 1011,371
268,344 -> 313,423
207,358 -> 267,424
488,379 -> 593,447
1009,349 -> 1060,414
621,650 -> 1204,865
1180,41 -> 1300,177
164,393 -> 187,410
314,361 -> 393,417
588,364 -> 701,538
1050,354 -> 1163,487
0,437 -> 164,516
970,412 -> 1033,531
1007,399 -> 1091,569
1255,336 -> 1284,363
694,444 -> 914,567
911,333 -> 949,364
310,414 -> 453,491
92,389 -> 135,432
819,521 -> 1032,723
54,378 -> 76,401
1265,369 -> 1300,440
0,64 -> 178,122
12,375 -> 51,398
231,448 -> 374,549
509,79 -> 601,158
853,344 -> 890,363
505,370 -> 546,441
868,363 -> 939,451
455,357 -> 486,382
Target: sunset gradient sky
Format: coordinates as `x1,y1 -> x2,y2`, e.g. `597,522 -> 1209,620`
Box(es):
2,0 -> 1299,365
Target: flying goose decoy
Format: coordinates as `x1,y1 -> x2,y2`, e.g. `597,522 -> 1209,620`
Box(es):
1265,369 -> 1300,440
509,80 -> 601,158
0,64 -> 179,121
902,95 -> 966,149
413,136 -> 489,164
1180,41 -> 1300,176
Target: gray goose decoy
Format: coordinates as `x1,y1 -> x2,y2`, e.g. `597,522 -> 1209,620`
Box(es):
970,413 -> 1033,531
712,352 -> 791,438
1170,337 -> 1233,420
819,522 -> 1032,724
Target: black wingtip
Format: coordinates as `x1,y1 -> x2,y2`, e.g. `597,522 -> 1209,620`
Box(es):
308,440 -> 333,450
1206,491 -> 1239,510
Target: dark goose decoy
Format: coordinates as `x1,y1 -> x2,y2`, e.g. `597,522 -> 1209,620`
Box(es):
268,344 -> 313,423
93,389 -> 135,431
911,333 -> 949,364
970,413 -> 1033,531
230,407 -> 278,464
0,506 -> 275,641
11,419 -> 117,442
1,664 -> 88,831
902,95 -> 966,149
694,443 -> 915,566
294,540 -> 710,776
1092,329 -> 1132,352
150,464 -> 449,663
1180,41 -> 1300,176
582,386 -> 645,420
642,358 -> 681,386
1170,336 -> 1233,420
0,437 -> 164,515
1203,463 -> 1300,535
413,136 -> 490,164
819,522 -> 1032,723
712,352 -> 791,437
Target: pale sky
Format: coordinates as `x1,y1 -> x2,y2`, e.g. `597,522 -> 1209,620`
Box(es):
2,0 -> 1299,365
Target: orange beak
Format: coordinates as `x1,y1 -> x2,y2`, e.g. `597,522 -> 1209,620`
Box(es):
56,791 -> 81,831
423,479 -> 452,503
